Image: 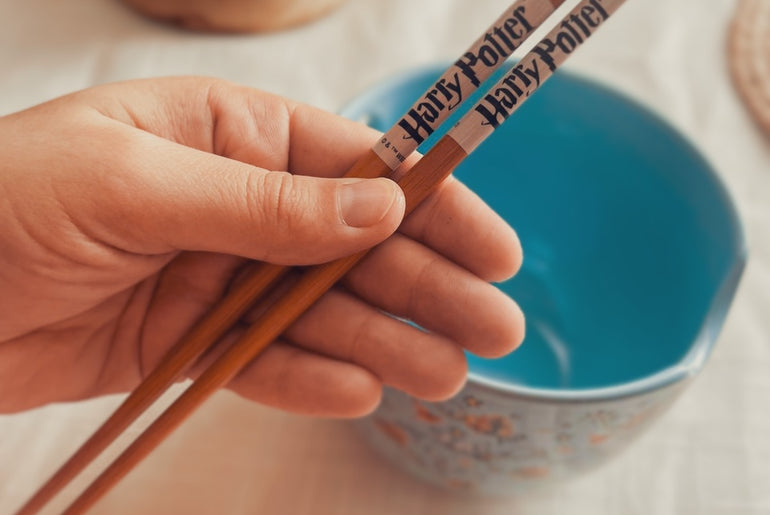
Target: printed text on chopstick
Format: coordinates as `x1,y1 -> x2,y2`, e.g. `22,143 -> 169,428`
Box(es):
477,0 -> 608,128
372,0 -> 558,171
397,7 -> 531,145
450,0 -> 614,154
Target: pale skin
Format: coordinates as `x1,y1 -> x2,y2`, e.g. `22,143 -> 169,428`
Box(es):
0,77 -> 524,416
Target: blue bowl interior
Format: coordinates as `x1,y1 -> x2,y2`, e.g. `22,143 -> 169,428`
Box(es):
342,65 -> 745,391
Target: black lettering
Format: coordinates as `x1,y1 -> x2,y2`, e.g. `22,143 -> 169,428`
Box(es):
493,87 -> 518,111
503,18 -> 523,41
425,89 -> 446,111
589,0 -> 610,20
556,32 -> 577,53
501,74 -> 524,97
397,109 -> 434,143
475,93 -> 510,128
492,26 -> 514,51
455,52 -> 481,86
571,11 -> 592,35
478,44 -> 501,67
561,19 -> 584,45
484,33 -> 506,56
533,38 -> 558,71
582,5 -> 603,27
443,73 -> 464,110
511,63 -> 533,88
415,102 -> 440,123
523,59 -> 541,87
513,5 -> 533,32
433,80 -> 452,103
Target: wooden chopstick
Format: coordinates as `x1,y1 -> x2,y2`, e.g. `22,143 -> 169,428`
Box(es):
55,0 -> 628,512
14,3 -> 562,515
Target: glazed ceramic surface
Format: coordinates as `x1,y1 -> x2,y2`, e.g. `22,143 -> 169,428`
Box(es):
359,382 -> 685,494
341,64 -> 746,495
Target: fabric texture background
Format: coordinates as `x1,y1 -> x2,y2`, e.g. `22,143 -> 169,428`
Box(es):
0,0 -> 768,513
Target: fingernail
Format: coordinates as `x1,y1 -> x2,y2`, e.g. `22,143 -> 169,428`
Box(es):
338,178 -> 400,228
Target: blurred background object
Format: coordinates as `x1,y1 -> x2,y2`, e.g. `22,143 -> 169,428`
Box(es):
730,0 -> 770,139
121,0 -> 348,32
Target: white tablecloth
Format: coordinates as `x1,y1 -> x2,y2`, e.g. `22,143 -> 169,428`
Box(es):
0,0 -> 768,513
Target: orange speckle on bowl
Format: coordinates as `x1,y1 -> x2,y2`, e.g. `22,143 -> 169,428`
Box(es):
464,396 -> 483,407
446,478 -> 475,490
463,414 -> 515,438
590,433 -> 609,445
413,401 -> 442,423
374,419 -> 409,447
512,466 -> 550,479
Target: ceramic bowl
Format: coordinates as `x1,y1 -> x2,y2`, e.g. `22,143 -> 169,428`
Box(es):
340,63 -> 747,495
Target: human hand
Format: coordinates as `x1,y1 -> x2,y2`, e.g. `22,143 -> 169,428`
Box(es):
0,77 -> 523,416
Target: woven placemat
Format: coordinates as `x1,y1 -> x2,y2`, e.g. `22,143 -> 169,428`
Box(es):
729,0 -> 770,138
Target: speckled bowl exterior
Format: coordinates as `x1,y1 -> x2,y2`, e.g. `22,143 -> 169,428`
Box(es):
356,382 -> 686,495
343,63 -> 745,495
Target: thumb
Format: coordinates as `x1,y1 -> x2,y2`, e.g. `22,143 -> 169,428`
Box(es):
73,127 -> 405,265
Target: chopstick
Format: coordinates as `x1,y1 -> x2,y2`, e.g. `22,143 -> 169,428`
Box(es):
58,1 -> 627,512
14,2 -> 563,515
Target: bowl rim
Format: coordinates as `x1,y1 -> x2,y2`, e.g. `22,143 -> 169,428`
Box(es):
340,62 -> 748,403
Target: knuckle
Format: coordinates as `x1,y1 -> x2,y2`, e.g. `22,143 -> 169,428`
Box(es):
339,369 -> 382,417
503,229 -> 524,279
419,343 -> 468,401
347,309 -> 379,364
405,254 -> 445,321
247,170 -> 307,240
477,291 -> 525,358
